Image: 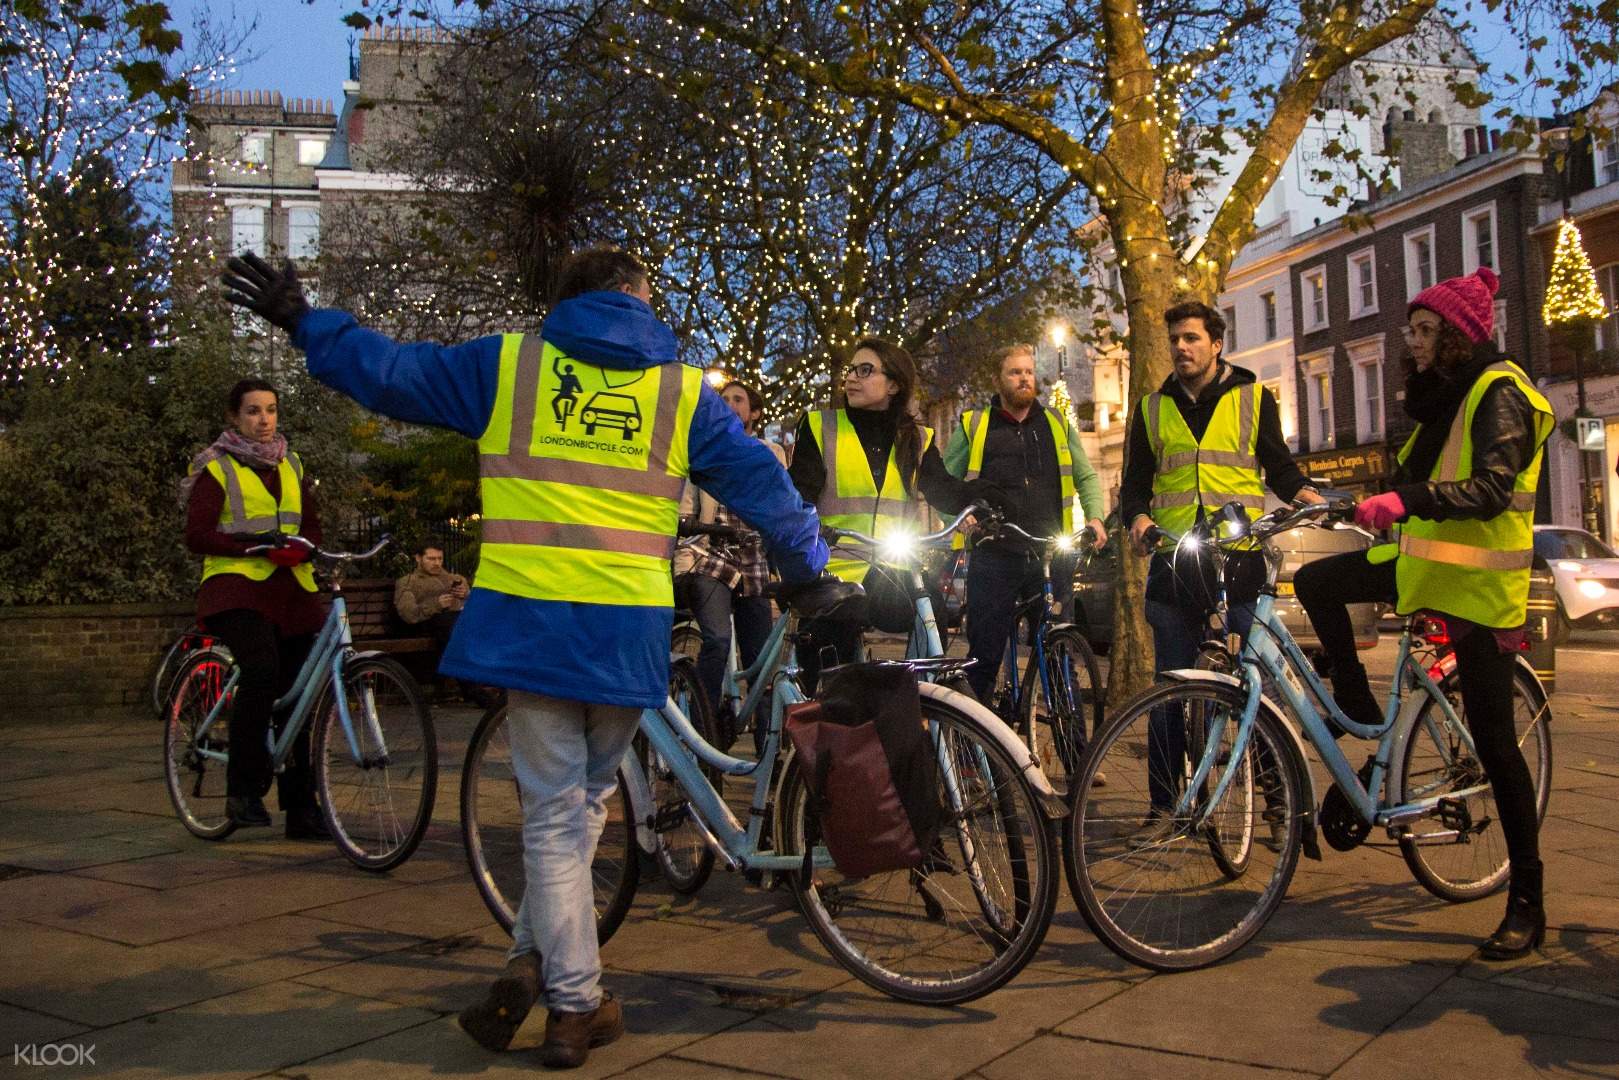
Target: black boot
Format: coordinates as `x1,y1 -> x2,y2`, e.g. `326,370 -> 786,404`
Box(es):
1481,860 -> 1545,961
226,795 -> 271,827
458,951 -> 542,1051
1329,660 -> 1383,734
284,806 -> 332,841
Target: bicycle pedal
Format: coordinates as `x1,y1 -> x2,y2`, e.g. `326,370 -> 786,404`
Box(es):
1436,797 -> 1473,835
651,804 -> 691,833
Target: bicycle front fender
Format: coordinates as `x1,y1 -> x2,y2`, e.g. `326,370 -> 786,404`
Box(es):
1159,668 -> 1324,862
917,680 -> 1068,821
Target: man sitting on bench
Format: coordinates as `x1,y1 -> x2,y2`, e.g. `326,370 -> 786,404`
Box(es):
395,543 -> 492,707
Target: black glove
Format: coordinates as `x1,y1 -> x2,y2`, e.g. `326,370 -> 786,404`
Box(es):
221,251 -> 310,335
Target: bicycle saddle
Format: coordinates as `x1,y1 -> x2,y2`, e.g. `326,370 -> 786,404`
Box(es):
772,577 -> 867,622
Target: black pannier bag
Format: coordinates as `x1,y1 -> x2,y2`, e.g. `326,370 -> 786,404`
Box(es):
783,662 -> 941,878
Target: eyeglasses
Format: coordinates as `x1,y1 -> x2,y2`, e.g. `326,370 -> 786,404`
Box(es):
842,361 -> 884,381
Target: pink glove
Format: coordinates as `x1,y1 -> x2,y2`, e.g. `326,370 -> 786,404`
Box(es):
1355,492 -> 1406,531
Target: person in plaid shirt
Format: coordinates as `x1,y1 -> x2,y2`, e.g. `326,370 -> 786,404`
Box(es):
675,380 -> 786,720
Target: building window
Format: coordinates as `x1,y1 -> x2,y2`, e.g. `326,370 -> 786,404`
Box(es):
1348,249 -> 1378,318
1261,291 -> 1278,341
1464,204 -> 1496,274
231,204 -> 265,256
1302,353 -> 1334,450
1222,305 -> 1237,353
1350,340 -> 1385,443
287,205 -> 321,260
240,134 -> 267,164
297,138 -> 328,166
1405,226 -> 1436,298
1601,139 -> 1619,186
1493,300 -> 1508,353
1595,264 -> 1619,355
1302,267 -> 1328,331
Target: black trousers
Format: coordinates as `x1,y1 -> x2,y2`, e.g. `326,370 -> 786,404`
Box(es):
202,609 -> 316,809
964,546 -> 1073,702
687,575 -> 773,712
1294,550 -> 1540,867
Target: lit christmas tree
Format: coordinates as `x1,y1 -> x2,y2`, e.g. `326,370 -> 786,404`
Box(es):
1049,377 -> 1079,429
1542,218 -> 1609,330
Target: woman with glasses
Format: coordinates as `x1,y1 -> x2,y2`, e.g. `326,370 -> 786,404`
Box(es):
1294,268 -> 1554,960
787,338 -> 973,687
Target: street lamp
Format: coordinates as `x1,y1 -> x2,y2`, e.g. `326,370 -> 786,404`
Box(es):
1049,321 -> 1069,376
1541,124 -> 1611,539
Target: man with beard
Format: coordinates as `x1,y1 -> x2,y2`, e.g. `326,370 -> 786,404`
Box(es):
944,342 -> 1107,705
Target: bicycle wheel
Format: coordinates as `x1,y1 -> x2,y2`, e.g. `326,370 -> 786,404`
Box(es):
777,693 -> 1059,1004
1398,663 -> 1552,902
1017,626 -> 1103,797
312,655 -> 437,871
641,657 -> 718,894
460,705 -> 640,941
163,651 -> 237,840
1188,712 -> 1256,879
1065,681 -> 1304,971
672,619 -> 703,663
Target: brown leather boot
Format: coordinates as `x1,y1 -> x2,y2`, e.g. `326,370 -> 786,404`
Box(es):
539,990 -> 624,1069
457,952 -> 541,1051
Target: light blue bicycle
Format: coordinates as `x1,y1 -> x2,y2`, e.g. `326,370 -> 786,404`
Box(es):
461,571 -> 1066,1004
163,537 -> 438,871
1065,497 -> 1552,970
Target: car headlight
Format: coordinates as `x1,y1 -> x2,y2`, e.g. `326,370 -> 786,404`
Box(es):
1578,579 -> 1607,600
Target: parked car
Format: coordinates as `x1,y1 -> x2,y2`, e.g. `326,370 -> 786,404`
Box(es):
1072,511 -> 1380,655
1533,525 -> 1619,640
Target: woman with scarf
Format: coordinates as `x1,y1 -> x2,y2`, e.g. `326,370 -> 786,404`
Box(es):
1295,268 -> 1554,960
181,378 -> 328,839
788,337 -> 974,689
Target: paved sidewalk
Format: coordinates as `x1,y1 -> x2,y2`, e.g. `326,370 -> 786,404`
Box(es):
2,693 -> 1616,1080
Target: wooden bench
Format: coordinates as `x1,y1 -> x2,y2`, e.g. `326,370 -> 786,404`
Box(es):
325,578 -> 438,659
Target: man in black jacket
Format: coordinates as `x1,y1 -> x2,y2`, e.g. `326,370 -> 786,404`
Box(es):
1120,302 -> 1321,824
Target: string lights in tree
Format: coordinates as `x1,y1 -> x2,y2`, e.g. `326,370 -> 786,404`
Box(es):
1049,378 -> 1079,429
1542,218 -> 1609,330
0,0 -> 237,399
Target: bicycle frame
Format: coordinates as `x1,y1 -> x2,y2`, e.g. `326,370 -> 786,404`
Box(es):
187,591 -> 391,774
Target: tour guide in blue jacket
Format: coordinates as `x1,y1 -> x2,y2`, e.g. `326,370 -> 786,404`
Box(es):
222,248 -> 827,1068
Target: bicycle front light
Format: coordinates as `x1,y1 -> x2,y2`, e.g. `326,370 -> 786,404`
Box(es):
879,530 -> 919,563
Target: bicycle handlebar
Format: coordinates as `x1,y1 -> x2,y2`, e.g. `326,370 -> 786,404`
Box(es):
826,502 -> 988,555
990,520 -> 1099,554
677,520 -> 743,541
242,535 -> 392,563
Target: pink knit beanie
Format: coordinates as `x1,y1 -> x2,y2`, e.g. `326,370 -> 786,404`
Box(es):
1410,267 -> 1499,344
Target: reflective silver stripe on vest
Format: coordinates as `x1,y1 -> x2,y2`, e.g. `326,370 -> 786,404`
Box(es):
1144,394 -> 1163,457
1044,406 -> 1074,482
1150,490 -> 1266,510
1509,491 -> 1536,512
1235,384 -> 1258,453
216,458 -> 297,534
481,519 -> 676,560
1159,449 -> 1258,471
1399,533 -> 1533,571
486,336 -> 685,501
963,409 -> 990,481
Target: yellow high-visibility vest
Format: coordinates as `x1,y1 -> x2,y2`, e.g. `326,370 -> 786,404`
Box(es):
1143,383 -> 1265,544
197,453 -> 317,592
475,334 -> 702,606
952,407 -> 1077,548
808,408 -> 934,583
1393,360 -> 1553,627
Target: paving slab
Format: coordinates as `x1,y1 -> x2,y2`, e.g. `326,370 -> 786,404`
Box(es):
278,970 -> 757,1080
0,1001 -> 89,1049
1057,943 -> 1454,1075
0,870 -> 153,922
299,879 -> 496,940
2,832 -> 182,873
26,862 -> 408,946
982,1032 -> 1319,1080
674,966 -> 1133,1080
63,980 -> 438,1080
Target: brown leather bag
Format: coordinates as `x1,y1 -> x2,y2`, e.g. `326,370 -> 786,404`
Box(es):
784,663 -> 940,878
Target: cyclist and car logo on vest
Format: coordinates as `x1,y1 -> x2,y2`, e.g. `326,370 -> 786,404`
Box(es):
551,352 -> 644,441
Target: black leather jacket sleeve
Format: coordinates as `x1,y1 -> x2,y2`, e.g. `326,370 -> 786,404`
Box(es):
1395,380 -> 1539,522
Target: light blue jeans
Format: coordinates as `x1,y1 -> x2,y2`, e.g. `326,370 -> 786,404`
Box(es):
505,691 -> 641,1013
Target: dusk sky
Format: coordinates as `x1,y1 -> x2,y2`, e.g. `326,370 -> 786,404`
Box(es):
170,0 -> 357,108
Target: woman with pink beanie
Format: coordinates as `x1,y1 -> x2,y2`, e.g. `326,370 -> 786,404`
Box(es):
1295,266 -> 1555,960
